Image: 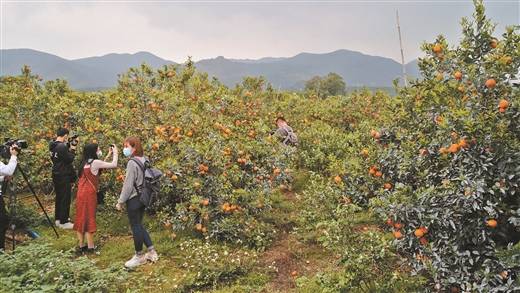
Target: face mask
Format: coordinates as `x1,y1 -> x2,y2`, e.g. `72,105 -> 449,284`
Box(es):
123,147 -> 132,157
97,150 -> 103,158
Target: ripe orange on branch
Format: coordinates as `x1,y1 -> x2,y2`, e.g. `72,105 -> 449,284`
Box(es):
486,219 -> 497,228
498,99 -> 509,110
485,78 -> 496,89
433,43 -> 443,54
454,71 -> 463,80
393,230 -> 404,239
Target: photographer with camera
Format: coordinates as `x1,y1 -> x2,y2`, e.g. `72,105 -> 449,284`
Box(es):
0,146 -> 18,177
0,146 -> 19,251
49,128 -> 78,229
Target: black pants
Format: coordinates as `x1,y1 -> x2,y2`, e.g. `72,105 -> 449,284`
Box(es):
0,183 -> 9,250
126,197 -> 153,253
53,176 -> 72,224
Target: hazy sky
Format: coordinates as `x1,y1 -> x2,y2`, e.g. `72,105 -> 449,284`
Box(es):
1,0 -> 518,63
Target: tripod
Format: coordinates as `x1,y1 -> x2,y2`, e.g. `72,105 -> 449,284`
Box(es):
4,163 -> 59,251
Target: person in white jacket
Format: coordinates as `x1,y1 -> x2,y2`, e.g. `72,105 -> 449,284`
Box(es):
0,146 -> 18,251
0,146 -> 18,177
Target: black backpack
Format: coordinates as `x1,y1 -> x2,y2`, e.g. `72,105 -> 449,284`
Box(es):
130,158 -> 163,209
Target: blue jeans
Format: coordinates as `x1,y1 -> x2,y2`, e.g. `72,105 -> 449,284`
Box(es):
126,197 -> 153,253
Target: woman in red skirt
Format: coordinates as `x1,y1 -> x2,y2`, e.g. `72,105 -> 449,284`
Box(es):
74,143 -> 118,254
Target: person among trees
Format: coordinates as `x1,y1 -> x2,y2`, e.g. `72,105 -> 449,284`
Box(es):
49,127 -> 78,229
273,117 -> 298,146
116,137 -> 158,268
73,143 -> 118,254
0,146 -> 18,252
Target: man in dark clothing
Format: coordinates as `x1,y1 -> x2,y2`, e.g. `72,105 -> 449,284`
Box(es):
49,128 -> 78,229
273,117 -> 298,146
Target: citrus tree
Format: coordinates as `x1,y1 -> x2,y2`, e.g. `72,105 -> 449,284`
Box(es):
365,1 -> 520,291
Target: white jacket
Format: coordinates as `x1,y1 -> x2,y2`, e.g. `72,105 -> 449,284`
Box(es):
0,156 -> 17,180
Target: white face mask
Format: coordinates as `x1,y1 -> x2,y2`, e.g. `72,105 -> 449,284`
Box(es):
97,150 -> 103,158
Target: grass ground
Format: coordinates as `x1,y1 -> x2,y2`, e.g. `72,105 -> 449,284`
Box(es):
4,179 -> 394,292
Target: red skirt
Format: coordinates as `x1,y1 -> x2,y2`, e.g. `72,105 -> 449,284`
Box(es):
73,176 -> 98,233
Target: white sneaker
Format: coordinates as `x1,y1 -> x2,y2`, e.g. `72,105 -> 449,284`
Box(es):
59,222 -> 74,229
55,220 -> 60,226
145,250 -> 159,262
125,254 -> 147,268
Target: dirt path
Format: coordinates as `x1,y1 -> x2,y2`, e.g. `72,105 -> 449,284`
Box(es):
259,190 -> 338,292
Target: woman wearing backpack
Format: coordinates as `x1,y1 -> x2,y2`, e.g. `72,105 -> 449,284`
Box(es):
74,143 -> 118,254
116,137 -> 158,268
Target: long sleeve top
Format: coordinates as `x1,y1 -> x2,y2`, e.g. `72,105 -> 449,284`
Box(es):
88,152 -> 118,176
0,155 -> 17,177
118,156 -> 145,204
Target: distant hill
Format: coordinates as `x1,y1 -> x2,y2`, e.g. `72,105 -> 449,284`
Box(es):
0,48 -> 419,90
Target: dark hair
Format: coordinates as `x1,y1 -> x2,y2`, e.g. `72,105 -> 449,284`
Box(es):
276,117 -> 286,123
78,143 -> 99,178
56,127 -> 70,137
124,137 -> 144,157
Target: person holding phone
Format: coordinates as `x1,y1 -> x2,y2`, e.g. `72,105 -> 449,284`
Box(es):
73,143 -> 118,254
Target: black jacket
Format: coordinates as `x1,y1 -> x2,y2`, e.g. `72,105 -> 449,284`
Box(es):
49,141 -> 76,180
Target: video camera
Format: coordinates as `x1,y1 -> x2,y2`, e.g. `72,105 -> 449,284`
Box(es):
0,138 -> 28,159
67,134 -> 79,148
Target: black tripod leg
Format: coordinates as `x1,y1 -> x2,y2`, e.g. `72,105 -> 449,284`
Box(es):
17,167 -> 59,239
6,181 -> 16,251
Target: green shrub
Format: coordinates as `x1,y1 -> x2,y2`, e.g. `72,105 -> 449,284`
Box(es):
0,242 -> 126,292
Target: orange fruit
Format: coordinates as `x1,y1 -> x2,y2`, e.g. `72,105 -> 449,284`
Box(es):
419,149 -> 429,156
486,219 -> 497,228
369,167 -> 377,175
485,79 -> 497,89
291,271 -> 298,277
498,99 -> 509,109
458,139 -> 469,149
454,71 -> 463,80
490,39 -> 498,49
273,168 -> 281,175
414,227 -> 426,238
433,43 -> 443,54
394,222 -> 403,229
334,175 -> 342,184
152,143 -> 160,151
200,199 -> 210,206
360,149 -> 369,157
195,223 -> 203,231
386,218 -> 393,226
375,171 -> 383,177
384,183 -> 392,190
370,130 -> 381,139
448,143 -> 460,153
393,230 -> 403,239
499,107 -> 506,113
500,270 -> 509,280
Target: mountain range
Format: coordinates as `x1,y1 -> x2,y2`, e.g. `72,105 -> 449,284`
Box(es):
0,48 -> 420,90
